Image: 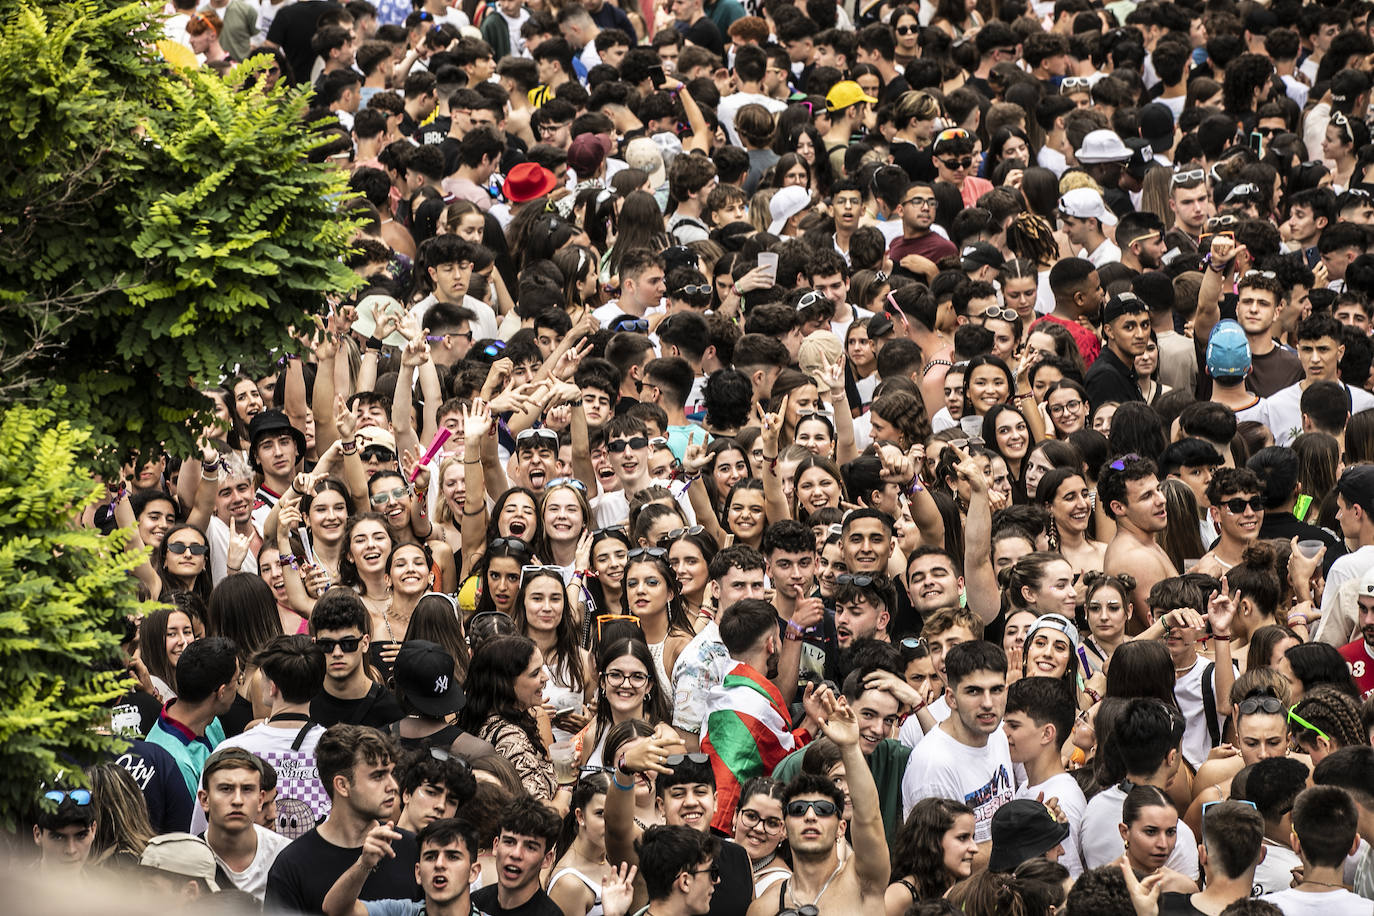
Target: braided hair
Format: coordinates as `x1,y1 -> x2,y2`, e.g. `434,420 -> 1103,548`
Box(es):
1291,686 -> 1365,752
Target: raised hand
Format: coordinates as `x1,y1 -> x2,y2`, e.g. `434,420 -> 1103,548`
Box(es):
463,399 -> 493,442
401,445 -> 430,490
278,503 -> 303,532
359,821 -> 403,870
227,519 -> 252,572
304,563 -> 332,598
620,723 -> 688,775
601,863 -> 639,916
574,530 -> 592,571
544,403 -> 572,431
862,668 -> 922,713
823,354 -> 846,396
952,447 -> 988,495
334,393 -> 357,439
682,431 -> 711,474
815,691 -> 860,747
1206,574 -> 1237,639
400,332 -> 430,368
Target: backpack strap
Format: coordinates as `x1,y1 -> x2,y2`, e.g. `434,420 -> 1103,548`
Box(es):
1200,662 -> 1222,748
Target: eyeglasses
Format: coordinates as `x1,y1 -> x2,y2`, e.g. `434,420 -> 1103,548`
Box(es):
689,865 -> 721,883
658,525 -> 705,546
901,195 -> 936,208
545,476 -> 587,491
665,752 -> 711,766
490,537 -> 531,552
603,669 -> 651,687
315,635 -> 363,653
628,547 -> 667,560
795,290 -> 827,311
371,485 -> 410,506
1060,76 -> 1092,92
539,121 -> 571,136
738,808 -> 785,833
673,284 -> 712,298
596,613 -> 640,638
786,798 -> 839,818
941,156 -> 974,170
1220,496 -> 1264,514
43,789 -> 92,806
167,541 -> 210,556
980,306 -> 1019,322
607,436 -> 649,453
610,317 -> 650,333
1237,694 -> 1283,716
1048,399 -> 1084,417
1107,453 -> 1142,472
517,427 -> 559,447
1171,168 -> 1206,186
836,573 -> 875,587
948,437 -> 985,449
1288,705 -> 1331,742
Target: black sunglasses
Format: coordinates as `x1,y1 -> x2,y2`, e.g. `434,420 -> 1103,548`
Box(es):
167,541 -> 209,557
361,445 -> 397,461
786,799 -> 839,817
1220,496 -> 1265,514
315,635 -> 363,653
491,537 -> 531,552
607,436 -> 649,453
941,156 -> 974,170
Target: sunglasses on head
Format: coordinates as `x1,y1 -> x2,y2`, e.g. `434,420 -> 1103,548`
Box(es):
1237,694 -> 1282,716
786,798 -> 839,817
370,485 -> 410,506
167,541 -> 209,556
517,427 -> 559,446
592,525 -> 627,539
836,573 -> 875,587
1060,76 -> 1092,92
607,436 -> 649,453
935,127 -> 969,142
1171,168 -> 1206,186
521,564 -> 564,584
1201,798 -> 1258,830
596,613 -> 640,639
628,547 -> 667,560
657,525 -> 705,546
490,537 -> 531,552
315,635 -> 363,653
546,476 -> 587,491
43,789 -> 92,806
483,340 -> 507,358
941,156 -> 974,170
1107,453 -> 1142,472
611,318 -> 650,333
795,289 -> 827,310
674,284 -> 711,298
1220,495 -> 1265,514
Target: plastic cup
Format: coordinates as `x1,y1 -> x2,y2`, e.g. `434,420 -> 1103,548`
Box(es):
1297,540 -> 1324,559
551,740 -> 577,786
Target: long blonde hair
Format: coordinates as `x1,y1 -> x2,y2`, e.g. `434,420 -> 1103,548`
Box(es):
88,763 -> 154,864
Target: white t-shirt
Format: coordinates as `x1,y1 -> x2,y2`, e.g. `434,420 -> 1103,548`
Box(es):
1174,659 -> 1232,768
591,477 -> 695,529
409,293 -> 500,342
211,824 -> 293,900
900,724 -> 1014,843
1084,239 -> 1123,269
591,299 -> 665,326
190,720 -> 330,834
716,92 -> 788,147
1253,839 -> 1304,896
1017,773 -> 1088,877
1076,783 -> 1199,877
1265,381 -> 1374,447
209,513 -> 259,585
1321,545 -> 1374,623
897,695 -> 951,747
1260,887 -> 1374,915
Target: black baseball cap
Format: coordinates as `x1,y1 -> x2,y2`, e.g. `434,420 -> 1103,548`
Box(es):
247,409 -> 307,471
395,640 -> 466,718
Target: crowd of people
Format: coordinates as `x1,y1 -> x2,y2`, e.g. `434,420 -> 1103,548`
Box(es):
29,0 -> 1374,913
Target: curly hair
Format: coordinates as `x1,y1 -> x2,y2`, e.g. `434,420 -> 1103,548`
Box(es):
892,797 -> 976,900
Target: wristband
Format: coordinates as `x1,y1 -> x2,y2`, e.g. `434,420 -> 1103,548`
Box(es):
784,627 -> 803,642
366,336 -> 384,351
340,442 -> 357,455
1210,633 -> 1232,641
610,768 -> 635,791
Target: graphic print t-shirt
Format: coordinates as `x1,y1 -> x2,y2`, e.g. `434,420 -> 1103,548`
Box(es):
899,724 -> 1014,842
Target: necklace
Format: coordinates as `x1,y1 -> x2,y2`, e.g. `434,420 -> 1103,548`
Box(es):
1175,660 -> 1198,675
1299,879 -> 1347,891
790,861 -> 845,909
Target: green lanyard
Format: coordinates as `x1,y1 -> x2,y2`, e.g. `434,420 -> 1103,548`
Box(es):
1294,494 -> 1312,521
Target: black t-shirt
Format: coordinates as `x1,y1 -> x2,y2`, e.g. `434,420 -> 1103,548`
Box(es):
472,885 -> 564,916
1158,892 -> 1207,915
707,838 -> 753,916
677,16 -> 724,55
219,691 -> 254,738
266,0 -> 340,85
111,738 -> 195,834
310,683 -> 404,730
265,826 -> 421,914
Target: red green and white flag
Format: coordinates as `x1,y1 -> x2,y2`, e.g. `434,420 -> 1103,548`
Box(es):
702,662 -> 810,833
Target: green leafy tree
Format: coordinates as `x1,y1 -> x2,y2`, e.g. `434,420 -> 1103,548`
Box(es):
0,404 -> 150,829
0,0 -> 360,461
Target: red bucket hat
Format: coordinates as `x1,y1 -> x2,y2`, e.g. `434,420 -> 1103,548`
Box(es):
502,162 -> 559,203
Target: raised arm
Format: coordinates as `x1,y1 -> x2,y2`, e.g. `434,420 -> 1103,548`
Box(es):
757,399 -> 792,523
823,357 -> 859,465
681,435 -> 725,546
819,694 -> 889,893
605,725 -> 686,868
956,448 -> 999,625
321,822 -> 403,916
391,329 -> 428,461
1194,235 -> 1245,346
460,400 -> 493,578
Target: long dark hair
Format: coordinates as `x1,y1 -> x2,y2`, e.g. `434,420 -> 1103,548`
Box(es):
892,797 -> 976,900
703,438 -> 749,520
473,537 -> 534,616
607,191 -> 668,277
962,354 -> 1015,417
791,455 -> 847,524
405,594 -> 471,680
458,634 -> 544,751
152,522 -> 214,604
620,554 -> 695,638
556,771 -> 611,859
205,573 -> 284,667
485,486 -> 541,545
514,567 -> 585,693
338,512 -> 392,595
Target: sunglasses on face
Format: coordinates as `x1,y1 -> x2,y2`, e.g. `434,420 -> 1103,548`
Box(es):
607,436 -> 649,453
836,573 -> 875,587
167,541 -> 209,556
490,537 -> 531,552
361,446 -> 397,462
1220,496 -> 1265,514
43,789 -> 92,806
941,157 -> 974,170
371,485 -> 410,506
786,798 -> 839,817
895,23 -> 918,34
315,635 -> 364,653
688,865 -> 721,883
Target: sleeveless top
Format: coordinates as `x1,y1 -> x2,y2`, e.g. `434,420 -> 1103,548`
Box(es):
549,866 -> 603,916
646,640 -> 670,695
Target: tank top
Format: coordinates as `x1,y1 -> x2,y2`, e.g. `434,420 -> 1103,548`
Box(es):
647,640 -> 670,694
549,866 -> 603,916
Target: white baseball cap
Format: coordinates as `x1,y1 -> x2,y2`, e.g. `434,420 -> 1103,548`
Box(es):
1058,187 -> 1117,226
768,186 -> 812,235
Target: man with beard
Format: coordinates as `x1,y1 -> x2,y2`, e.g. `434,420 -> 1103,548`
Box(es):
1101,455 -> 1177,633
323,818 -> 482,916
833,573 -> 895,652
886,181 -> 957,271
746,692 -> 890,916
702,599 -> 830,831
1116,211 -> 1166,274
266,726 -> 419,913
